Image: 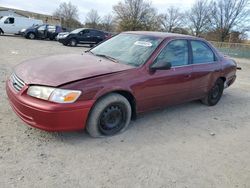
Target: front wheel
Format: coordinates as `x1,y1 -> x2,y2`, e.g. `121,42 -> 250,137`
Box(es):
69,39 -> 77,46
201,79 -> 224,106
27,32 -> 35,39
86,93 -> 132,137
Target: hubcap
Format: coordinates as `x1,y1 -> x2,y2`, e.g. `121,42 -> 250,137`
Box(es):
99,104 -> 126,135
71,40 -> 76,46
29,34 -> 35,39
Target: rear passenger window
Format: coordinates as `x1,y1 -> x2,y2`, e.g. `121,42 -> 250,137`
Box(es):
155,40 -> 189,67
191,41 -> 215,64
90,30 -> 103,37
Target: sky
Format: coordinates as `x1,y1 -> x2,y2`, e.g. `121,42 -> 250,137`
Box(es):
0,0 -> 196,22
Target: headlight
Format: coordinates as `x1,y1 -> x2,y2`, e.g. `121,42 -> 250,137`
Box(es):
61,34 -> 68,38
21,29 -> 26,32
27,86 -> 81,103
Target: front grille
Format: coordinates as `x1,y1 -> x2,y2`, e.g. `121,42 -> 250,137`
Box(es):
10,73 -> 25,92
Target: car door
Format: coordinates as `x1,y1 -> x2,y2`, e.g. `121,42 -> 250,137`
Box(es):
137,39 -> 193,112
3,17 -> 15,33
47,25 -> 56,39
78,29 -> 91,43
91,30 -> 104,44
37,25 -> 47,38
189,40 -> 222,99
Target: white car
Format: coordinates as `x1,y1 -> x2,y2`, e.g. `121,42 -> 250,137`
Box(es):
0,16 -> 43,35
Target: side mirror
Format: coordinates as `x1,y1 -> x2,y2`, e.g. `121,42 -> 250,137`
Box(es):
150,62 -> 172,71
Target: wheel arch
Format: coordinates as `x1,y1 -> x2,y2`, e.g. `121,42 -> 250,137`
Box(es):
93,89 -> 137,120
0,28 -> 4,34
26,31 -> 36,38
68,37 -> 78,43
219,77 -> 226,82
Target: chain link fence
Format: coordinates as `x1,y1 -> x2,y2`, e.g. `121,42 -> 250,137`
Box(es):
210,41 -> 250,59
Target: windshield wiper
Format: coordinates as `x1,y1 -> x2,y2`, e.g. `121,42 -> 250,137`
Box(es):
85,49 -> 92,53
94,53 -> 119,63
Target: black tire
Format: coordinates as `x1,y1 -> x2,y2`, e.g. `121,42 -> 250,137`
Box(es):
69,38 -> 77,46
202,79 -> 224,106
27,32 -> 35,39
86,93 -> 132,137
0,28 -> 4,34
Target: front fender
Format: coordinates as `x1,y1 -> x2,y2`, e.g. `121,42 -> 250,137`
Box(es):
93,86 -> 134,100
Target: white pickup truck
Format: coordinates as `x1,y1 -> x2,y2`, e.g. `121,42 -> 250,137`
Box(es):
0,16 -> 43,34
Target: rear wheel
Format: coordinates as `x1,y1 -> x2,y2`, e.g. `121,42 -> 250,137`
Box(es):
202,79 -> 224,106
69,39 -> 77,46
86,93 -> 132,137
0,28 -> 3,34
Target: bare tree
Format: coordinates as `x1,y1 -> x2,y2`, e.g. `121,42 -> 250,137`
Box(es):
188,0 -> 212,36
211,0 -> 250,42
53,2 -> 81,28
101,14 -> 114,31
113,0 -> 160,31
85,9 -> 101,29
159,7 -> 183,32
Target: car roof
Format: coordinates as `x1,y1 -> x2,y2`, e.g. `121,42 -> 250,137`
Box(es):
123,31 -> 200,40
78,28 -> 104,32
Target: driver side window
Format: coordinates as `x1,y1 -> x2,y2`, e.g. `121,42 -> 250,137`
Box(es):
154,40 -> 189,67
4,17 -> 14,24
79,30 -> 89,36
38,25 -> 46,31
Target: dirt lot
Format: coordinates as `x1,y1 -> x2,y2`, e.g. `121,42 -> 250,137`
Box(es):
0,35 -> 250,188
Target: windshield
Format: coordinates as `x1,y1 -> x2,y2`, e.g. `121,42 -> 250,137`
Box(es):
90,33 -> 163,67
71,28 -> 84,34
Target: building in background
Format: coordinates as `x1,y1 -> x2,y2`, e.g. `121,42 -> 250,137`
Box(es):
0,6 -> 61,25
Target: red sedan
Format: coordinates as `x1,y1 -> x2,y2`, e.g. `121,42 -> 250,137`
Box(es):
6,31 -> 237,137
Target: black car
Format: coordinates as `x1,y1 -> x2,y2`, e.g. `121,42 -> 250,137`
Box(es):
22,24 -> 65,40
58,28 -> 112,47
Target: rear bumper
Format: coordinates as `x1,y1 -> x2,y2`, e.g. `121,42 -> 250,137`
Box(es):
6,80 -> 94,131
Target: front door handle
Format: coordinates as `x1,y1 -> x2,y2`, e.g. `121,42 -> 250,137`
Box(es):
184,74 -> 191,79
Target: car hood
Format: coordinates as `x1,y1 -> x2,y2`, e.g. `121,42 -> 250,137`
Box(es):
25,27 -> 36,33
15,53 -> 134,87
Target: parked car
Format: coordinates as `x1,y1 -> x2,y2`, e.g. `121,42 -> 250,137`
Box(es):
58,28 -> 112,47
6,31 -> 238,137
0,16 -> 43,35
21,24 -> 64,40
56,32 -> 69,40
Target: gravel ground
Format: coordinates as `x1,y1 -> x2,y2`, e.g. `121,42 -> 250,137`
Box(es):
0,35 -> 250,188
